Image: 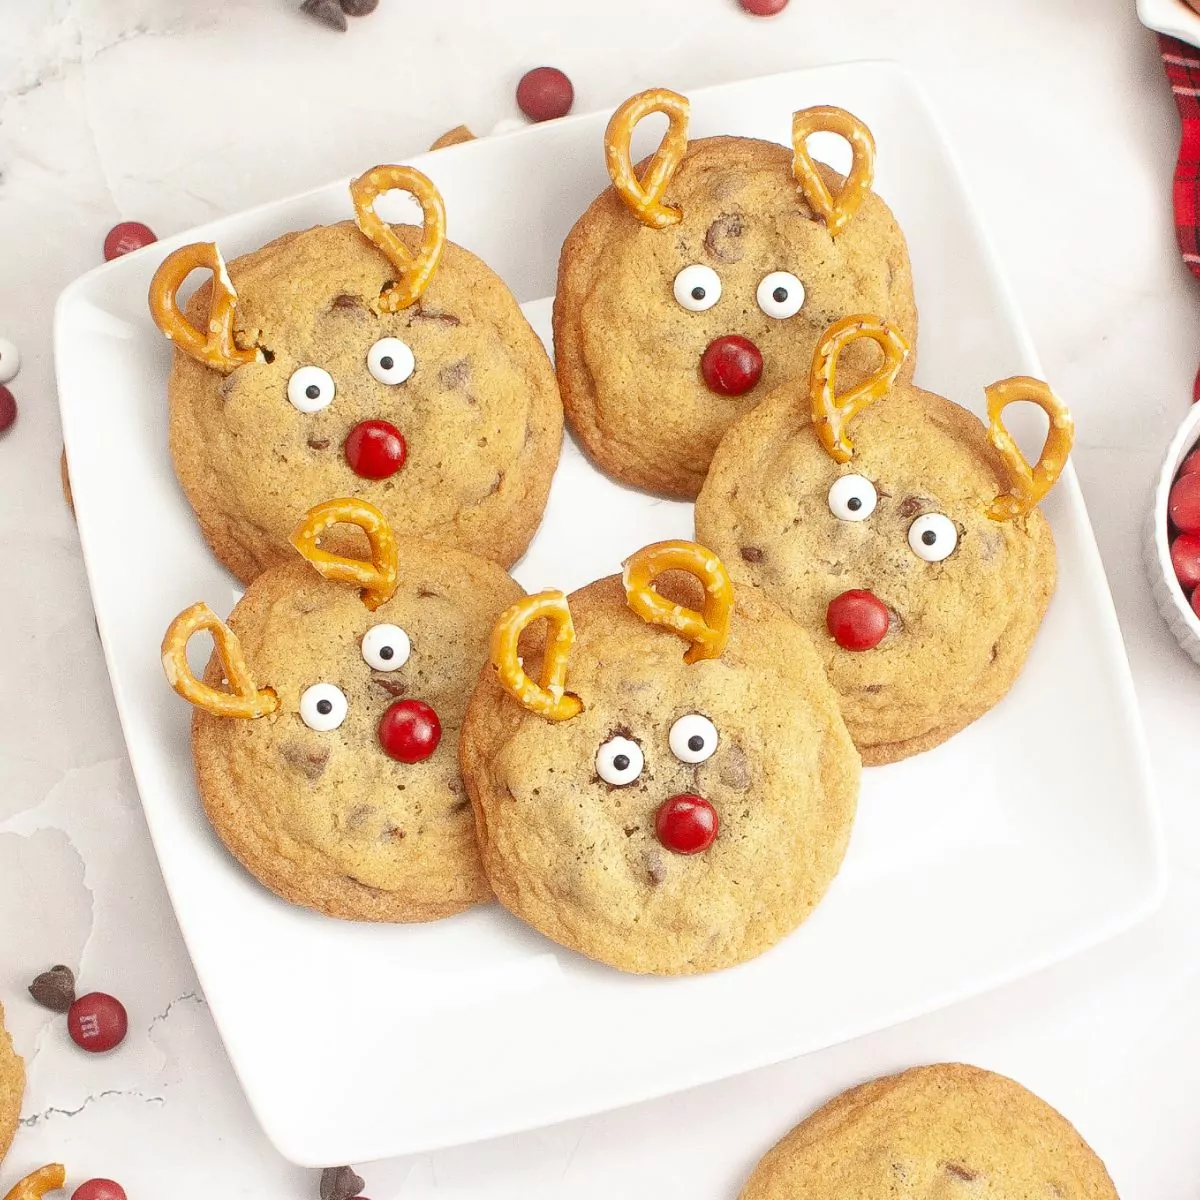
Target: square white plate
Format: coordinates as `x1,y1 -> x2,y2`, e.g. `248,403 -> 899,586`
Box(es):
55,62 -> 1165,1168
1138,0 -> 1200,48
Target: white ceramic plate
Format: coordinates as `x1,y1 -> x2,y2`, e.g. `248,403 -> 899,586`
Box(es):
55,62 -> 1165,1168
1138,0 -> 1200,47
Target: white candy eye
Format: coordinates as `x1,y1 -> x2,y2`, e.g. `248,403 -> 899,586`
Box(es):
298,682 -> 348,731
756,271 -> 805,319
287,365 -> 335,413
367,337 -> 415,386
361,623 -> 411,671
669,713 -> 718,764
596,736 -> 644,786
828,474 -> 878,522
673,264 -> 722,312
908,512 -> 958,562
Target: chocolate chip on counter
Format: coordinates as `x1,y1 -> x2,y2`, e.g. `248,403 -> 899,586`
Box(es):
339,0 -> 378,13
29,964 -> 77,1013
300,0 -> 348,30
740,546 -> 764,563
320,1166 -> 365,1200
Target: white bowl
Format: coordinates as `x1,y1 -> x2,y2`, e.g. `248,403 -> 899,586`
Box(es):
1145,401 -> 1200,662
1137,0 -> 1200,48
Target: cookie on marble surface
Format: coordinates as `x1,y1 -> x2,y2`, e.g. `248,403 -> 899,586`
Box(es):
696,315 -> 1073,765
459,540 -> 860,975
151,164 -> 561,584
0,1001 -> 24,1166
553,89 -> 917,500
162,498 -> 522,922
739,1063 -> 1118,1199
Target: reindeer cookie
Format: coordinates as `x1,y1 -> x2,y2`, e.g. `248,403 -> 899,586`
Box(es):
162,499 -> 522,921
0,1002 -> 22,1166
458,541 -> 860,975
553,89 -> 917,499
151,165 -> 562,583
696,316 -> 1074,765
739,1064 -> 1118,1200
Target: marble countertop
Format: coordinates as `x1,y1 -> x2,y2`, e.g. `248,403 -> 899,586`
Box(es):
3,0 -> 1200,1195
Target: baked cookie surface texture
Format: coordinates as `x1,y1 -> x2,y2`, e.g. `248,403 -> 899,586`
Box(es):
0,1001 -> 24,1166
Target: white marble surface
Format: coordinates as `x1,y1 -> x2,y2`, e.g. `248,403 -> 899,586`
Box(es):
2,0 -> 1199,1195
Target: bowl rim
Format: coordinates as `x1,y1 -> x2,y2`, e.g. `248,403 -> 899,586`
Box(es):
1153,400 -> 1200,636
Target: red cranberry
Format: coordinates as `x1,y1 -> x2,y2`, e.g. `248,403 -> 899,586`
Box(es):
103,222 -> 157,261
1169,472 -> 1200,533
1171,532 -> 1200,591
516,67 -> 574,122
739,0 -> 789,12
700,335 -> 763,396
1181,447 -> 1200,477
655,794 -> 718,855
344,420 -> 407,479
827,589 -> 889,651
72,1180 -> 128,1200
0,385 -> 15,436
67,992 -> 128,1053
379,700 -> 441,763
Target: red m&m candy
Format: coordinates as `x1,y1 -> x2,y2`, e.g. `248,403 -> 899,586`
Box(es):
516,67 -> 574,122
67,992 -> 128,1053
0,385 -> 16,437
72,1180 -> 128,1200
1180,446 -> 1200,476
378,700 -> 441,763
1171,532 -> 1200,591
655,794 -> 718,855
700,335 -> 763,396
739,0 -> 789,13
826,589 -> 889,651
104,222 -> 157,261
344,420 -> 407,479
1169,472 -> 1200,533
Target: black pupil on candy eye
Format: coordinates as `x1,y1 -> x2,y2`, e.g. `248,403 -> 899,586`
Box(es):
772,286 -> 788,303
379,645 -> 394,660
691,286 -> 706,301
688,734 -> 705,752
379,356 -> 394,371
613,754 -> 630,772
316,699 -> 332,715
922,530 -> 937,546
305,384 -> 321,400
847,496 -> 862,512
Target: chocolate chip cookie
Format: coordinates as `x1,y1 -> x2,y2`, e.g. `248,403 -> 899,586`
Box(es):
0,1001 -> 23,1165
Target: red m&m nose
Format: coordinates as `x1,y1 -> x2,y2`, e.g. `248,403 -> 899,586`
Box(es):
700,335 -> 763,396
656,794 -> 718,855
827,589 -> 890,651
379,699 -> 441,762
345,419 -> 407,479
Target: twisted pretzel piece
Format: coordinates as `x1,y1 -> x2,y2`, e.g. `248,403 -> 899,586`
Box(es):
809,315 -> 910,464
3,1165 -> 66,1200
491,591 -> 583,722
148,242 -> 262,374
622,541 -> 733,664
289,498 -> 399,611
792,106 -> 876,238
604,88 -> 690,229
161,603 -> 278,720
350,165 -> 447,313
984,377 -> 1074,521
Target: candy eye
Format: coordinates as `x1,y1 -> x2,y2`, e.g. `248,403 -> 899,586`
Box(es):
908,512 -> 958,562
669,713 -> 718,764
367,337 -> 416,386
287,365 -> 335,414
596,736 -> 644,786
298,682 -> 348,732
828,474 -> 878,522
756,271 -> 805,319
673,264 -> 722,312
361,623 -> 411,671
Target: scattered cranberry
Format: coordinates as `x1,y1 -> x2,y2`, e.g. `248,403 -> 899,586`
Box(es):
656,794 -> 718,854
344,420 -> 407,479
516,67 -> 574,122
103,222 -> 157,261
67,992 -> 128,1053
738,0 -> 789,13
1182,446 -> 1200,477
700,335 -> 763,396
0,386 -> 15,436
1169,472 -> 1200,533
1171,532 -> 1200,591
72,1181 -> 127,1200
827,589 -> 890,651
378,700 -> 441,763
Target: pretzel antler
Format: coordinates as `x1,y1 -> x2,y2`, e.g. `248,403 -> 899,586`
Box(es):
289,498 -> 399,610
490,591 -> 583,722
792,106 -> 877,239
162,603 -> 279,720
604,88 -> 690,229
3,1166 -> 66,1200
350,165 -> 447,313
622,541 -> 734,664
984,377 -> 1075,521
148,243 -> 263,374
809,315 -> 910,464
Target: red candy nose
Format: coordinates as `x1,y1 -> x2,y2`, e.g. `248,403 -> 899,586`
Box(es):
656,794 -> 718,855
379,699 -> 441,762
826,589 -> 890,651
345,419 -> 407,479
700,335 -> 763,396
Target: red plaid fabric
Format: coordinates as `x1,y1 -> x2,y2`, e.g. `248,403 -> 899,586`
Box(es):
1162,33 -> 1200,400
